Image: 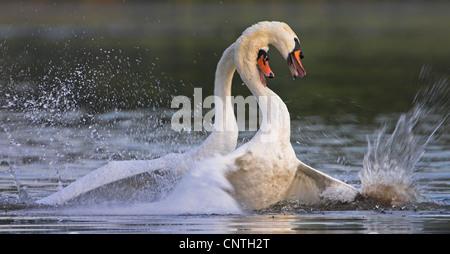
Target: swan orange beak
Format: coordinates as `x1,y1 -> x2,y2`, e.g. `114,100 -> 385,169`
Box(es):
288,49 -> 306,79
257,49 -> 274,86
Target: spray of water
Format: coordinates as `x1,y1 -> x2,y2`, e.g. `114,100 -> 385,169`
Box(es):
58,155 -> 242,215
0,38 -> 184,207
359,67 -> 449,206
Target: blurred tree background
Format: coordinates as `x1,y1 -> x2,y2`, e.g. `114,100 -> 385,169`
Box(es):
0,0 -> 449,122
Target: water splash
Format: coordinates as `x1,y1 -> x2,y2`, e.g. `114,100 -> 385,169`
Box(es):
359,68 -> 449,205
5,161 -> 32,202
123,158 -> 241,215
0,37 -> 188,209
0,38 -> 176,117
50,156 -> 242,215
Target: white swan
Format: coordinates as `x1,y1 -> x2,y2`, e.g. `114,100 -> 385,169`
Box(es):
37,39 -> 244,205
196,21 -> 359,210
38,21 -> 359,211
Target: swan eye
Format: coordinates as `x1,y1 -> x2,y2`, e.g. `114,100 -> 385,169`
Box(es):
293,38 -> 304,59
257,49 -> 270,63
257,49 -> 274,81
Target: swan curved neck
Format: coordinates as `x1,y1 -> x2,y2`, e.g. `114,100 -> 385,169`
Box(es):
194,43 -> 238,158
251,84 -> 291,143
234,25 -> 292,142
213,44 -> 237,132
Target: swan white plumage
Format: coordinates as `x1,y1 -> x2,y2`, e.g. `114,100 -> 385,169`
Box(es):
37,40 -> 241,205
181,21 -> 359,210
38,21 -> 359,211
232,21 -> 359,209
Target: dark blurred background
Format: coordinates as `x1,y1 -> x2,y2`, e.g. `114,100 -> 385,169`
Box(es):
0,0 -> 449,122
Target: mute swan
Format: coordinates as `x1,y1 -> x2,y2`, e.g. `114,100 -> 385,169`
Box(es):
37,39 -> 252,205
194,21 -> 359,210
38,21 -> 359,210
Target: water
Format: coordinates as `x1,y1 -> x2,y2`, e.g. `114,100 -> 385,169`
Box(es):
360,71 -> 449,205
2,211 -> 449,234
0,99 -> 449,233
0,1 -> 449,234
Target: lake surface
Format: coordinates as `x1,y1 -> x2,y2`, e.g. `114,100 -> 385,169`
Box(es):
0,108 -> 448,234
0,1 -> 449,234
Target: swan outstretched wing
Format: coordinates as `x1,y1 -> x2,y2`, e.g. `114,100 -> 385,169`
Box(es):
37,153 -> 184,205
285,160 -> 359,204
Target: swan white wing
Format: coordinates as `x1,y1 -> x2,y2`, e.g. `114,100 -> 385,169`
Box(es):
154,154 -> 242,214
37,153 -> 183,205
37,43 -> 239,206
285,160 -> 359,204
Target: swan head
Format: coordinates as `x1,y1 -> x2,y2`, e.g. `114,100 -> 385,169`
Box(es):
256,46 -> 275,86
235,21 -> 306,87
286,37 -> 306,79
